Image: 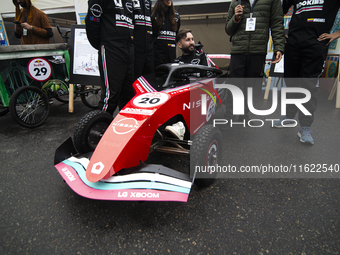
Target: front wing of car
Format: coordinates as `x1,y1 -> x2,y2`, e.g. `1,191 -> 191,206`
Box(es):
55,158 -> 192,202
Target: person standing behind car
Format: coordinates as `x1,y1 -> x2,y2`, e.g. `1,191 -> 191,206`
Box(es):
151,0 -> 180,69
133,0 -> 154,80
13,0 -> 53,45
85,0 -> 135,115
272,0 -> 340,145
225,0 -> 285,121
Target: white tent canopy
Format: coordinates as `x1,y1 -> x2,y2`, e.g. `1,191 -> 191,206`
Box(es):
1,0 -> 74,17
1,0 -> 231,17
173,0 -> 230,5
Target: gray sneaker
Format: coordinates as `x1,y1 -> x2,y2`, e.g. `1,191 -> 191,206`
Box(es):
272,117 -> 296,128
165,121 -> 185,140
298,127 -> 314,145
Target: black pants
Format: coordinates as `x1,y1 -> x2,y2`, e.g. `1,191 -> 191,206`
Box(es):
98,42 -> 135,115
225,54 -> 265,118
284,33 -> 328,127
134,46 -> 154,80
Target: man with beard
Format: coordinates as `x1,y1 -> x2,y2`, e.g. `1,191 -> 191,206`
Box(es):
13,0 -> 53,45
174,29 -> 208,67
165,29 -> 209,140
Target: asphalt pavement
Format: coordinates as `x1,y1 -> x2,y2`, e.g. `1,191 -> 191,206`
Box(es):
0,89 -> 339,255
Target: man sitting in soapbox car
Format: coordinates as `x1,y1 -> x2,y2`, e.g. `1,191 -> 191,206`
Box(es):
54,63 -> 226,202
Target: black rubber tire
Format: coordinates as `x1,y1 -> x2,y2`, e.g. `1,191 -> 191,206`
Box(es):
80,85 -> 101,109
9,86 -> 49,128
74,110 -> 113,154
190,124 -> 223,188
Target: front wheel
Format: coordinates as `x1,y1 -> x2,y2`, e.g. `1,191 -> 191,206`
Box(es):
80,85 -> 101,109
74,110 -> 113,154
190,124 -> 223,188
9,86 -> 49,128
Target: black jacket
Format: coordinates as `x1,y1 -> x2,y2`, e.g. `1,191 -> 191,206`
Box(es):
174,50 -> 208,66
174,51 -> 209,77
283,0 -> 340,41
133,0 -> 153,52
153,9 -> 180,52
85,0 -> 134,50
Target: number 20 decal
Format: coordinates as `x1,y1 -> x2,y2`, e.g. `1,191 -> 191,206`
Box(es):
138,97 -> 160,104
133,93 -> 170,108
27,58 -> 52,82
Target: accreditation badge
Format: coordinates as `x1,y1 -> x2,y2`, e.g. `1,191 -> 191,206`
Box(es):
246,17 -> 256,31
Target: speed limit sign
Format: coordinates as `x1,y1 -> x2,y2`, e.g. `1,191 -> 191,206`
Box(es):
27,58 -> 52,82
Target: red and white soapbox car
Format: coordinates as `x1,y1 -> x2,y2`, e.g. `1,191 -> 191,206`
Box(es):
54,64 -> 225,202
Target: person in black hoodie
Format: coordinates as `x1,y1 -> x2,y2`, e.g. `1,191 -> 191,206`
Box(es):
151,0 -> 180,69
133,0 -> 154,80
273,0 -> 340,145
85,0 -> 135,115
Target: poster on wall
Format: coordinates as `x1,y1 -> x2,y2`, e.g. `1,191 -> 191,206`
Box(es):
319,55 -> 339,92
0,16 -> 9,46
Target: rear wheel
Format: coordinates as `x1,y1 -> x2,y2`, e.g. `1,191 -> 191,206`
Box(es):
80,85 -> 101,109
74,110 -> 113,154
9,86 -> 49,128
191,124 -> 222,188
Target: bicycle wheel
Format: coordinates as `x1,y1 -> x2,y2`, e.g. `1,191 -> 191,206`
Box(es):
42,80 -> 76,103
80,85 -> 101,109
9,86 -> 49,128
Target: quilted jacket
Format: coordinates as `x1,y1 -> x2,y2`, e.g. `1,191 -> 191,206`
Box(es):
225,0 -> 285,55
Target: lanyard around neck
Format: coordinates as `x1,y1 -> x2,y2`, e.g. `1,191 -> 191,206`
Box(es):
249,0 -> 255,18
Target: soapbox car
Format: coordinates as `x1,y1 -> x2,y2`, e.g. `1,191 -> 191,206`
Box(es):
54,64 -> 226,202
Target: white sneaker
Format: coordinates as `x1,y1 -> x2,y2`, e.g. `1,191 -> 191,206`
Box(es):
165,121 -> 185,140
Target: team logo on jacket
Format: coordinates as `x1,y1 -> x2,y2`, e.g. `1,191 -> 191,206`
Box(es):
90,4 -> 103,18
191,59 -> 200,65
132,0 -> 140,9
295,0 -> 324,15
145,0 -> 151,10
126,2 -> 133,13
114,0 -> 123,8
